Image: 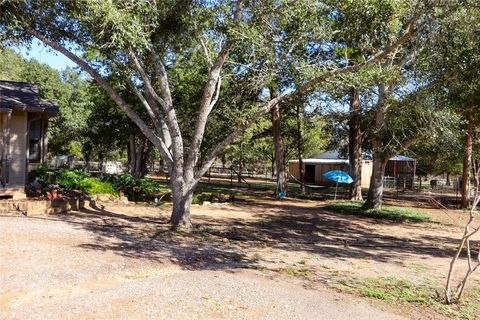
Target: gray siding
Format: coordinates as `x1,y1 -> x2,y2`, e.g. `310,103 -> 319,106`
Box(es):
8,112 -> 27,187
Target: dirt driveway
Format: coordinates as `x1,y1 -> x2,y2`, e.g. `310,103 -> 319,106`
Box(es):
0,198 -> 476,319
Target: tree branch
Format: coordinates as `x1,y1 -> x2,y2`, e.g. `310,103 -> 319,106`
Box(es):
195,9 -> 426,181
185,0 -> 245,174
25,26 -> 173,165
126,78 -> 173,162
191,14 -> 213,68
151,46 -> 174,107
128,50 -> 184,167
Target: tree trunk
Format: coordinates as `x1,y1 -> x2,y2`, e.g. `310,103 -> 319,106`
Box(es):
362,84 -> 389,210
238,160 -> 243,183
128,133 -> 150,178
348,87 -> 363,200
133,137 -> 145,178
237,141 -> 243,183
129,133 -> 137,176
170,180 -> 194,230
83,154 -> 90,170
272,103 -> 287,196
133,136 -> 148,178
221,154 -> 226,169
141,143 -> 152,177
461,113 -> 474,209
295,105 -> 305,194
446,171 -> 451,186
98,153 -> 104,172
271,155 -> 275,178
362,156 -> 388,210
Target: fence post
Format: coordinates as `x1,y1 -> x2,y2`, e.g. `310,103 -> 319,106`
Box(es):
208,167 -> 211,184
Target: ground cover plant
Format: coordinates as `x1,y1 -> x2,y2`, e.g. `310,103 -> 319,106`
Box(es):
325,201 -> 431,222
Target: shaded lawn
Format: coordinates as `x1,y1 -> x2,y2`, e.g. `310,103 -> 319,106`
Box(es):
325,201 -> 431,223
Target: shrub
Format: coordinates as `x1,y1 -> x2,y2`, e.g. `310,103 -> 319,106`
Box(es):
80,177 -> 118,196
102,173 -> 164,201
29,166 -> 116,196
56,169 -> 89,189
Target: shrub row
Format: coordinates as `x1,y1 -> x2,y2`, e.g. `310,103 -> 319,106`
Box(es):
28,166 -> 117,196
29,166 -> 165,201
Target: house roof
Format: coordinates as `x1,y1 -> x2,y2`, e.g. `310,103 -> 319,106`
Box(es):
289,153 -> 415,164
312,151 -> 346,160
0,80 -> 59,114
289,158 -> 349,164
390,155 -> 415,161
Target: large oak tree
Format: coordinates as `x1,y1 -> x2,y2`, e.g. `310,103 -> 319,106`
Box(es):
0,0 -> 434,228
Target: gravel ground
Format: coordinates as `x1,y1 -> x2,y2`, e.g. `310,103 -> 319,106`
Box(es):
0,215 -> 404,320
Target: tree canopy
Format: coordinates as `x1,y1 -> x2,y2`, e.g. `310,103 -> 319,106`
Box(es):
0,0 -> 448,228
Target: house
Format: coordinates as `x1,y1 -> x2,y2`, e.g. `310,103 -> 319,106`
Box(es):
288,151 -> 415,188
0,80 -> 59,199
384,155 -> 416,179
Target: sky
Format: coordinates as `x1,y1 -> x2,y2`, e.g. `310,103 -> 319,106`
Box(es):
14,39 -> 77,71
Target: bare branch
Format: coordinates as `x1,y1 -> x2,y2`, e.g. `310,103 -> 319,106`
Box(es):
445,166 -> 480,304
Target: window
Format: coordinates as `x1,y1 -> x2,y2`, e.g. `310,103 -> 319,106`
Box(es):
29,119 -> 42,163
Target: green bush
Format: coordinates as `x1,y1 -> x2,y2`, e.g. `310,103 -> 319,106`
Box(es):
80,177 -> 118,196
29,165 -> 116,196
191,194 -> 203,205
101,173 -> 164,201
56,169 -> 89,189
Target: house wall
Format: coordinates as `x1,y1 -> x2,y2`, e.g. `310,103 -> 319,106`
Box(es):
385,160 -> 416,177
314,163 -> 349,185
8,111 -> 27,187
289,160 -> 373,188
361,161 -> 373,188
289,162 -> 300,179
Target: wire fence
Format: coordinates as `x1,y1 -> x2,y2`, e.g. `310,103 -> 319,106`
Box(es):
49,156 -> 467,196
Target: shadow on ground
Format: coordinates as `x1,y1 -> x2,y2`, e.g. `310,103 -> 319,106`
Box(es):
54,199 -> 462,271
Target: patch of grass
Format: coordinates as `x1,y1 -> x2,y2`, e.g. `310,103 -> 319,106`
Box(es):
459,302 -> 480,320
411,263 -> 429,273
251,253 -> 263,262
279,266 -> 314,277
359,277 -> 430,303
298,258 -> 308,265
325,201 -> 431,222
339,276 -> 480,319
289,192 -> 327,201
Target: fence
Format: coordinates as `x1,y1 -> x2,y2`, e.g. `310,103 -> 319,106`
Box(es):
383,176 -> 414,190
